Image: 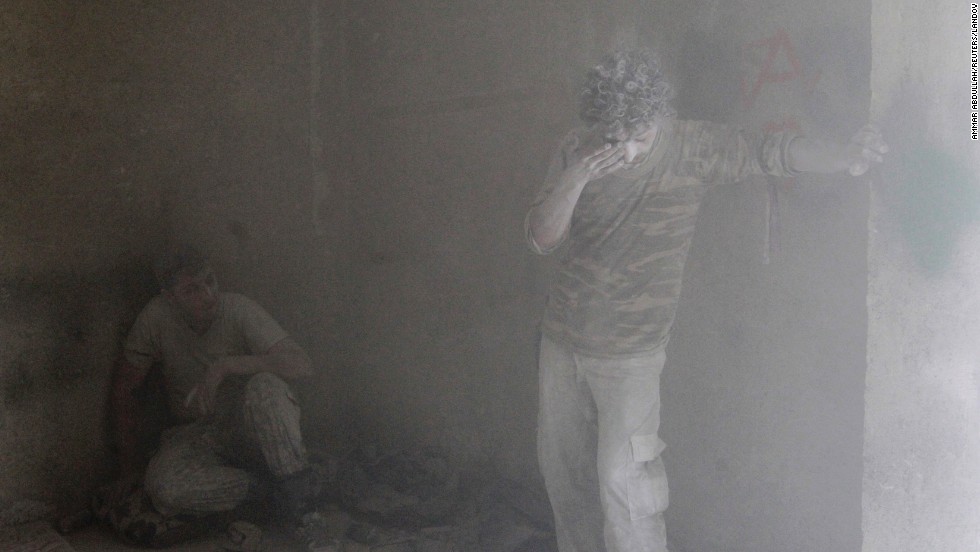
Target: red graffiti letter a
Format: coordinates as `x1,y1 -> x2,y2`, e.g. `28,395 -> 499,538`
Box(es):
742,29 -> 804,110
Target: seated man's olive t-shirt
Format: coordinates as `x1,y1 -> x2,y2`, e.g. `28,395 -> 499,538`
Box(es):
124,292 -> 288,421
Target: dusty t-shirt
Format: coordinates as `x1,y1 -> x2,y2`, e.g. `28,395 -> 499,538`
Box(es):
124,292 -> 288,420
526,119 -> 800,358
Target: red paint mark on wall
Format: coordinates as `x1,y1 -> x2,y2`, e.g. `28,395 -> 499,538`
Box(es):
739,29 -> 826,262
740,29 -> 820,110
762,118 -> 801,134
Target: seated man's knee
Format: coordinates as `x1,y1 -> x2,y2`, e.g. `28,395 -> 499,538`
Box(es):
145,468 -> 194,516
243,372 -> 289,400
243,372 -> 298,415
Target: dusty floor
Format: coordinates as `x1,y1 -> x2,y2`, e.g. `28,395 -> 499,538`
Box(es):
62,502 -> 356,551
58,489 -> 557,552
67,523 -> 306,551
15,445 -> 557,552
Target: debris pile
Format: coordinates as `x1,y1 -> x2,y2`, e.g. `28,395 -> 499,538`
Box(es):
308,445 -> 557,552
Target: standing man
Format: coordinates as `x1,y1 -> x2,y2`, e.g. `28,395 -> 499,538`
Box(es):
525,49 -> 886,552
110,243 -> 335,551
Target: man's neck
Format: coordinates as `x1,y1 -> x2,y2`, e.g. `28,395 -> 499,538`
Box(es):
185,316 -> 213,335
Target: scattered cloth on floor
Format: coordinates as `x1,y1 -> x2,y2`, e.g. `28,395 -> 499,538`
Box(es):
0,497 -> 54,529
83,443 -> 558,551
475,480 -> 555,552
91,477 -> 210,547
335,444 -> 459,531
316,443 -> 557,552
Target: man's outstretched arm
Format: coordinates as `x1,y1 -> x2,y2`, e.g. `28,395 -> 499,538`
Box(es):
788,124 -> 888,176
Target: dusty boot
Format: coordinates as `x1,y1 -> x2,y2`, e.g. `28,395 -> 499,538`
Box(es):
279,469 -> 320,520
280,469 -> 342,551
296,511 -> 343,552
222,520 -> 263,552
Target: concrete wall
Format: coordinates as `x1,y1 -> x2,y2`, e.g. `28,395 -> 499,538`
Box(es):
0,1 -> 170,518
865,0 -> 980,550
4,2 -> 974,551
155,1 -> 354,445
341,3 -> 879,552
343,0 -> 667,478
657,2 -> 870,551
0,0 -> 352,518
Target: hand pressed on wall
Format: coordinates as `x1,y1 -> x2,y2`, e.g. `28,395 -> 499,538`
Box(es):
846,124 -> 888,176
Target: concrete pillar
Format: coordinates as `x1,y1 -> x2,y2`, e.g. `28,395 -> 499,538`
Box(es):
864,1 -> 980,550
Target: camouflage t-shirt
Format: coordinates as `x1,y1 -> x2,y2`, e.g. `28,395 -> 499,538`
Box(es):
526,119 -> 800,358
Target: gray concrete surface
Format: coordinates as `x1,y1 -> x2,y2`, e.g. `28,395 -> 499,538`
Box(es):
1,2 -> 976,551
657,2 -> 869,551
864,0 -> 980,550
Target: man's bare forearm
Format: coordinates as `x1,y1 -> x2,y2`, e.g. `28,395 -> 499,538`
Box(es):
528,139 -> 629,252
528,177 -> 589,252
787,136 -> 851,174
787,126 -> 887,176
218,337 -> 313,381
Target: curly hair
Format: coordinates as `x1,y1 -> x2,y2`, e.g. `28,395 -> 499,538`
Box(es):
579,49 -> 675,134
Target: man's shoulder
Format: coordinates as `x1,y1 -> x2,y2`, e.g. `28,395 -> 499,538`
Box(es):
218,292 -> 288,346
661,119 -> 747,156
218,292 -> 274,321
136,295 -> 170,322
220,291 -> 262,310
670,118 -> 729,136
126,295 -> 171,346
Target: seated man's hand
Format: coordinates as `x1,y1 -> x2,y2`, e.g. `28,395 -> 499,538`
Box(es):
186,359 -> 235,417
103,471 -> 143,507
846,124 -> 888,176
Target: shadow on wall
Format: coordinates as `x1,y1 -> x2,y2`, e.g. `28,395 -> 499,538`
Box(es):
3,276 -> 116,404
877,89 -> 980,275
0,264 -> 156,522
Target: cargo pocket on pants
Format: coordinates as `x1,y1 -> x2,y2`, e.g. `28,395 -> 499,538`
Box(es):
626,433 -> 669,520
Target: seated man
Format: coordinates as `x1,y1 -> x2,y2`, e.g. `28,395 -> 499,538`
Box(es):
109,244 -> 334,550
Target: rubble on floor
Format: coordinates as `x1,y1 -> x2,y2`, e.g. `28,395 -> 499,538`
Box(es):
308,444 -> 557,552
0,520 -> 77,552
0,497 -> 54,529
30,444 -> 558,551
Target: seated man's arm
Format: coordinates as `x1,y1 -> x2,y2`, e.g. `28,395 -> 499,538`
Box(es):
787,124 -> 888,176
191,336 -> 312,416
215,336 -> 313,380
110,356 -> 151,478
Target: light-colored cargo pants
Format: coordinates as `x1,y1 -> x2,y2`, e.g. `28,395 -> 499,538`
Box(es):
144,372 -> 309,517
538,335 -> 669,552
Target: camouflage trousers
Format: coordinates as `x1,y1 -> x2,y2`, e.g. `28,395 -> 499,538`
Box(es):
93,373 -> 309,546
537,335 -> 669,552
144,372 -> 309,517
